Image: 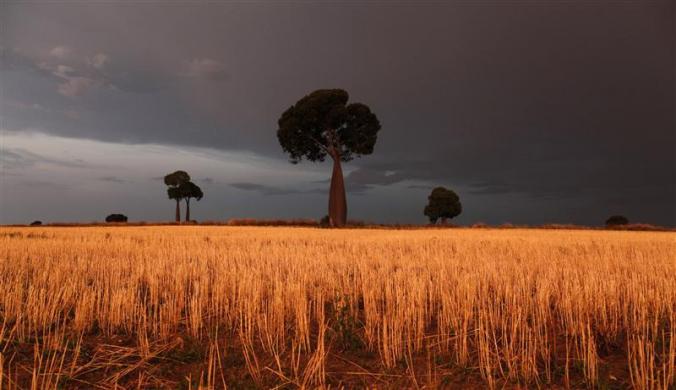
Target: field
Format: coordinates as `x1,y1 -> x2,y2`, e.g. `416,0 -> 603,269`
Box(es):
0,227 -> 674,389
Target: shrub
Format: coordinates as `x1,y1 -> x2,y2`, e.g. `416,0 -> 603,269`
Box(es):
606,215 -> 629,227
30,220 -> 42,226
105,214 -> 128,223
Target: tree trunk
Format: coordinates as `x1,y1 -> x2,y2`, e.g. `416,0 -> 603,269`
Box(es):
185,199 -> 191,222
175,199 -> 181,223
328,153 -> 347,227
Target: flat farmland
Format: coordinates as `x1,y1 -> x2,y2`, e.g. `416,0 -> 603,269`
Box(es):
0,227 -> 674,389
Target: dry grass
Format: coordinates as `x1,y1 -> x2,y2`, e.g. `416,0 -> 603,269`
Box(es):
0,226 -> 674,389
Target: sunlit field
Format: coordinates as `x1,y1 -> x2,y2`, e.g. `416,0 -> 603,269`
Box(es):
0,227 -> 674,389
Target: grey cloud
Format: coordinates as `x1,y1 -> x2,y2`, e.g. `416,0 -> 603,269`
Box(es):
312,168 -> 407,194
345,167 -> 405,187
183,58 -> 228,80
1,148 -> 90,170
87,53 -> 108,69
3,45 -> 166,99
49,46 -> 72,59
18,179 -> 64,189
57,76 -> 97,97
1,48 -> 51,75
151,176 -> 214,184
98,176 -> 126,183
1,149 -> 33,169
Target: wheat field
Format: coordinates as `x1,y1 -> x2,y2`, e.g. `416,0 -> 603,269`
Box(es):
0,226 -> 674,389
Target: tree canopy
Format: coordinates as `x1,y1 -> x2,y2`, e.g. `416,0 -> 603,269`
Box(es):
179,181 -> 203,222
179,181 -> 203,202
167,187 -> 181,201
164,170 -> 191,188
424,187 -> 462,224
164,170 -> 192,222
277,89 -> 381,163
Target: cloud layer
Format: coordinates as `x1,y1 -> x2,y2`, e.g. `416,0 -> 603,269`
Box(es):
1,2 -> 674,225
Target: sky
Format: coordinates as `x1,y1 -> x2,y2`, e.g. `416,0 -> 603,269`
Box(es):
1,1 -> 674,226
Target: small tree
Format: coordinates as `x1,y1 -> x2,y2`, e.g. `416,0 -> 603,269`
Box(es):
179,181 -> 203,222
164,170 -> 190,222
424,187 -> 462,224
277,89 -> 381,227
606,215 -> 629,227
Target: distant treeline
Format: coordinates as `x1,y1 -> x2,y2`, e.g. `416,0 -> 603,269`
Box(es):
9,219 -> 674,231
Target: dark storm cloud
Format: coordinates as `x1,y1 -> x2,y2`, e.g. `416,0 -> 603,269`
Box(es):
229,182 -> 325,196
1,1 -> 673,225
467,182 -> 514,196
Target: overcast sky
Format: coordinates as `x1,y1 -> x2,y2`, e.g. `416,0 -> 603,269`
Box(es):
1,1 -> 674,226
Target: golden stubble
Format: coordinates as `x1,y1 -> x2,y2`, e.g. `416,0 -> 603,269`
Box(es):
0,227 -> 674,389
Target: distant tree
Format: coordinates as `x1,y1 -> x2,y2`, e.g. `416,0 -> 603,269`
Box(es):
277,89 -> 381,227
424,187 -> 462,224
167,186 -> 182,221
30,220 -> 42,226
606,215 -> 629,227
106,214 -> 128,223
164,170 -> 191,222
319,215 -> 330,228
179,181 -> 203,222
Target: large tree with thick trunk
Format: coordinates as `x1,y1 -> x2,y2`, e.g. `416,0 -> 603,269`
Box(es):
277,89 -> 381,227
164,170 -> 191,222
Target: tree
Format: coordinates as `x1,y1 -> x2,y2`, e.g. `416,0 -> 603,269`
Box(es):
277,89 -> 381,227
164,170 -> 191,222
424,187 -> 462,224
606,215 -> 629,227
179,181 -> 203,222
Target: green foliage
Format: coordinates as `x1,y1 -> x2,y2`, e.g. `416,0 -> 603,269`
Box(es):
167,186 -> 181,201
179,181 -> 204,202
164,170 -> 203,203
424,187 -> 462,224
165,171 -> 191,202
332,294 -> 364,351
277,89 -> 381,163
